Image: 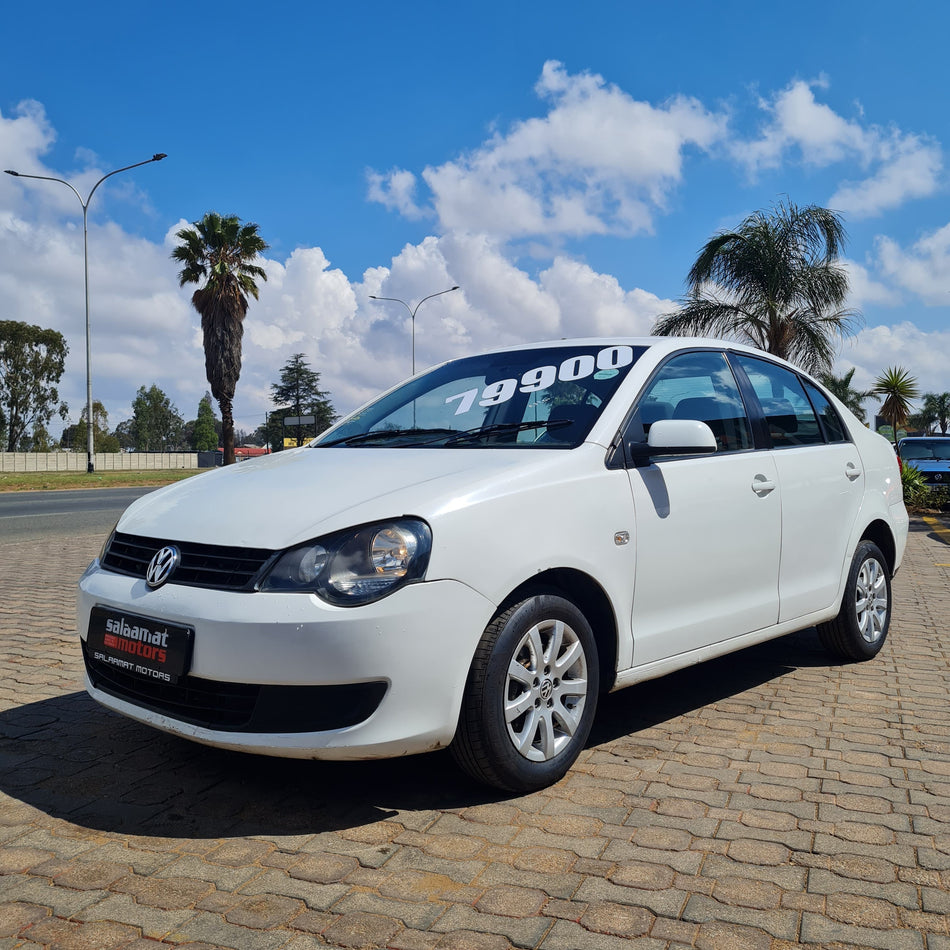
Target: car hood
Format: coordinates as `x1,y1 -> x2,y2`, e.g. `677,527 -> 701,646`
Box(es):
116,446 -> 582,550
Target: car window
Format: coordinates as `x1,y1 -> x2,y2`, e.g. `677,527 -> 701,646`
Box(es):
636,351 -> 753,453
803,381 -> 850,443
733,355 -> 823,448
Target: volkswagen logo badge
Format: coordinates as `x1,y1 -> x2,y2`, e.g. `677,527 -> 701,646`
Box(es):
146,545 -> 181,588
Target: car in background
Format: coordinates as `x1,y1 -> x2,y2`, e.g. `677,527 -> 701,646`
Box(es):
897,436 -> 950,491
77,337 -> 908,793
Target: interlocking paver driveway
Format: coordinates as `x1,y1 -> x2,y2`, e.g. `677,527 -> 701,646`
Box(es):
0,518 -> 948,949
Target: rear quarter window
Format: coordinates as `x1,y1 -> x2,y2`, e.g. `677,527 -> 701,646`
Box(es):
803,381 -> 850,443
734,355 -> 824,448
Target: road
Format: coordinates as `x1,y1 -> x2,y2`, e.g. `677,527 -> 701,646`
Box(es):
0,487 -> 152,542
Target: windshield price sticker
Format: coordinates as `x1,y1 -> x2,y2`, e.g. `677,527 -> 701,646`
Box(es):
445,346 -> 634,416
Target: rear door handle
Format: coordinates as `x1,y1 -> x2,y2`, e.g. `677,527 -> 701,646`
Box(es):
845,462 -> 862,481
752,474 -> 776,496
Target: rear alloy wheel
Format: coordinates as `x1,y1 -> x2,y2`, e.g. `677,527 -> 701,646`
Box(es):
817,540 -> 891,661
451,593 -> 599,792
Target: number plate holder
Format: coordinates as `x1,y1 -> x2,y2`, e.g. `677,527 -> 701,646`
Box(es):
87,606 -> 193,684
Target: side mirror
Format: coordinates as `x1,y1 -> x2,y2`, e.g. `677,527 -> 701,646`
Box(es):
628,419 -> 717,466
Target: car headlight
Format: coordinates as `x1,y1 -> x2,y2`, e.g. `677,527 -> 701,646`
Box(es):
260,518 -> 432,606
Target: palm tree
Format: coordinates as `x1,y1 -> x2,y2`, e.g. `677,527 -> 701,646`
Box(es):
653,200 -> 860,375
872,366 -> 918,446
172,212 -> 268,464
921,392 -> 950,434
818,368 -> 873,423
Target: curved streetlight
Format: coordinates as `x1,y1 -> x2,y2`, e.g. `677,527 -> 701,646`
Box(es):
369,285 -> 460,375
5,153 -> 167,472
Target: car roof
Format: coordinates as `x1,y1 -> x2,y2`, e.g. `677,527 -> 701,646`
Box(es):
474,336 -> 813,369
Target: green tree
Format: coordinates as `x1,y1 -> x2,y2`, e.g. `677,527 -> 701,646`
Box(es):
68,400 -> 120,454
131,385 -> 184,451
0,320 -> 69,452
654,201 -> 859,375
818,368 -> 873,423
26,423 -> 52,452
872,367 -> 919,447
269,352 -> 336,448
114,419 -> 135,450
920,392 -> 950,435
191,393 -> 220,451
907,407 -> 935,435
172,211 -> 268,465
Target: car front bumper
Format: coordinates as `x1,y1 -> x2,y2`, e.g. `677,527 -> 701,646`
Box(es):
76,560 -> 495,760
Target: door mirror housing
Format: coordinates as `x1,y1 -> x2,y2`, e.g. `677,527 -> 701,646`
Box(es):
628,419 -> 717,466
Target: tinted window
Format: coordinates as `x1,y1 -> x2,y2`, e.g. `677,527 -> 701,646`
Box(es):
734,356 -> 823,448
803,381 -> 850,443
636,351 -> 752,453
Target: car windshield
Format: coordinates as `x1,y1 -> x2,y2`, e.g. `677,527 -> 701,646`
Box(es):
900,440 -> 950,461
315,343 -> 647,449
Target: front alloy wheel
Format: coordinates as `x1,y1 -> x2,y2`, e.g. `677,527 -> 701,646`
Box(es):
451,593 -> 599,792
505,615 -> 590,762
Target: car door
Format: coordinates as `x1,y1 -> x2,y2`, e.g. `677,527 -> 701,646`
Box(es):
623,350 -> 782,667
731,355 -> 866,622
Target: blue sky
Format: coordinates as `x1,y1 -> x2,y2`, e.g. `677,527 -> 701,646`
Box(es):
2,1 -> 950,435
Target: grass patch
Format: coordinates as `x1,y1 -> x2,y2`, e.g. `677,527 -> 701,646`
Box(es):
0,469 -> 204,492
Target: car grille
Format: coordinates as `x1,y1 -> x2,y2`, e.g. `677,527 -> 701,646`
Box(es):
82,641 -> 387,733
102,532 -> 275,591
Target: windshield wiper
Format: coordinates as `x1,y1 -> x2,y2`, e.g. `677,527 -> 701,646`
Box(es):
319,418 -> 575,448
444,418 -> 573,446
317,427 -> 462,447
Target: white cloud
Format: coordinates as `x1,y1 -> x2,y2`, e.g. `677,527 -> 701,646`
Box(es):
875,224 -> 950,305
830,133 -> 942,217
842,258 -> 901,308
0,100 -> 57,198
737,79 -> 942,217
366,169 -> 425,220
841,322 -> 950,401
740,78 -> 870,171
1,100 -> 159,222
538,257 -> 671,337
370,60 -> 727,240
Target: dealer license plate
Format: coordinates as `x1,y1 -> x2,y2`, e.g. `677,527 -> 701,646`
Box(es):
87,606 -> 193,684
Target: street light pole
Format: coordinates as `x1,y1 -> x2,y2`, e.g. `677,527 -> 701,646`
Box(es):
5,153 -> 167,472
369,285 -> 460,375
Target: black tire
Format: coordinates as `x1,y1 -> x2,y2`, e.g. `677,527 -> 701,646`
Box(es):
451,593 -> 599,793
817,540 -> 891,661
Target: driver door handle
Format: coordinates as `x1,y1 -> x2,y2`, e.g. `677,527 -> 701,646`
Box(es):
752,474 -> 777,496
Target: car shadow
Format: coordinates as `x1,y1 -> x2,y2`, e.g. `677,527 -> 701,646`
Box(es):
588,625 -> 830,746
0,627 -> 833,838
0,689 -> 494,839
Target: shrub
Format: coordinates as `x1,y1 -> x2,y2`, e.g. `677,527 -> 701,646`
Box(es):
901,464 -> 950,509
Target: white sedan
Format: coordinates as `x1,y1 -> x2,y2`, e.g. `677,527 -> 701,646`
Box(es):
77,338 -> 908,792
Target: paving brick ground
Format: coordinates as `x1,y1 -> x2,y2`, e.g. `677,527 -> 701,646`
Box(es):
0,518 -> 948,949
